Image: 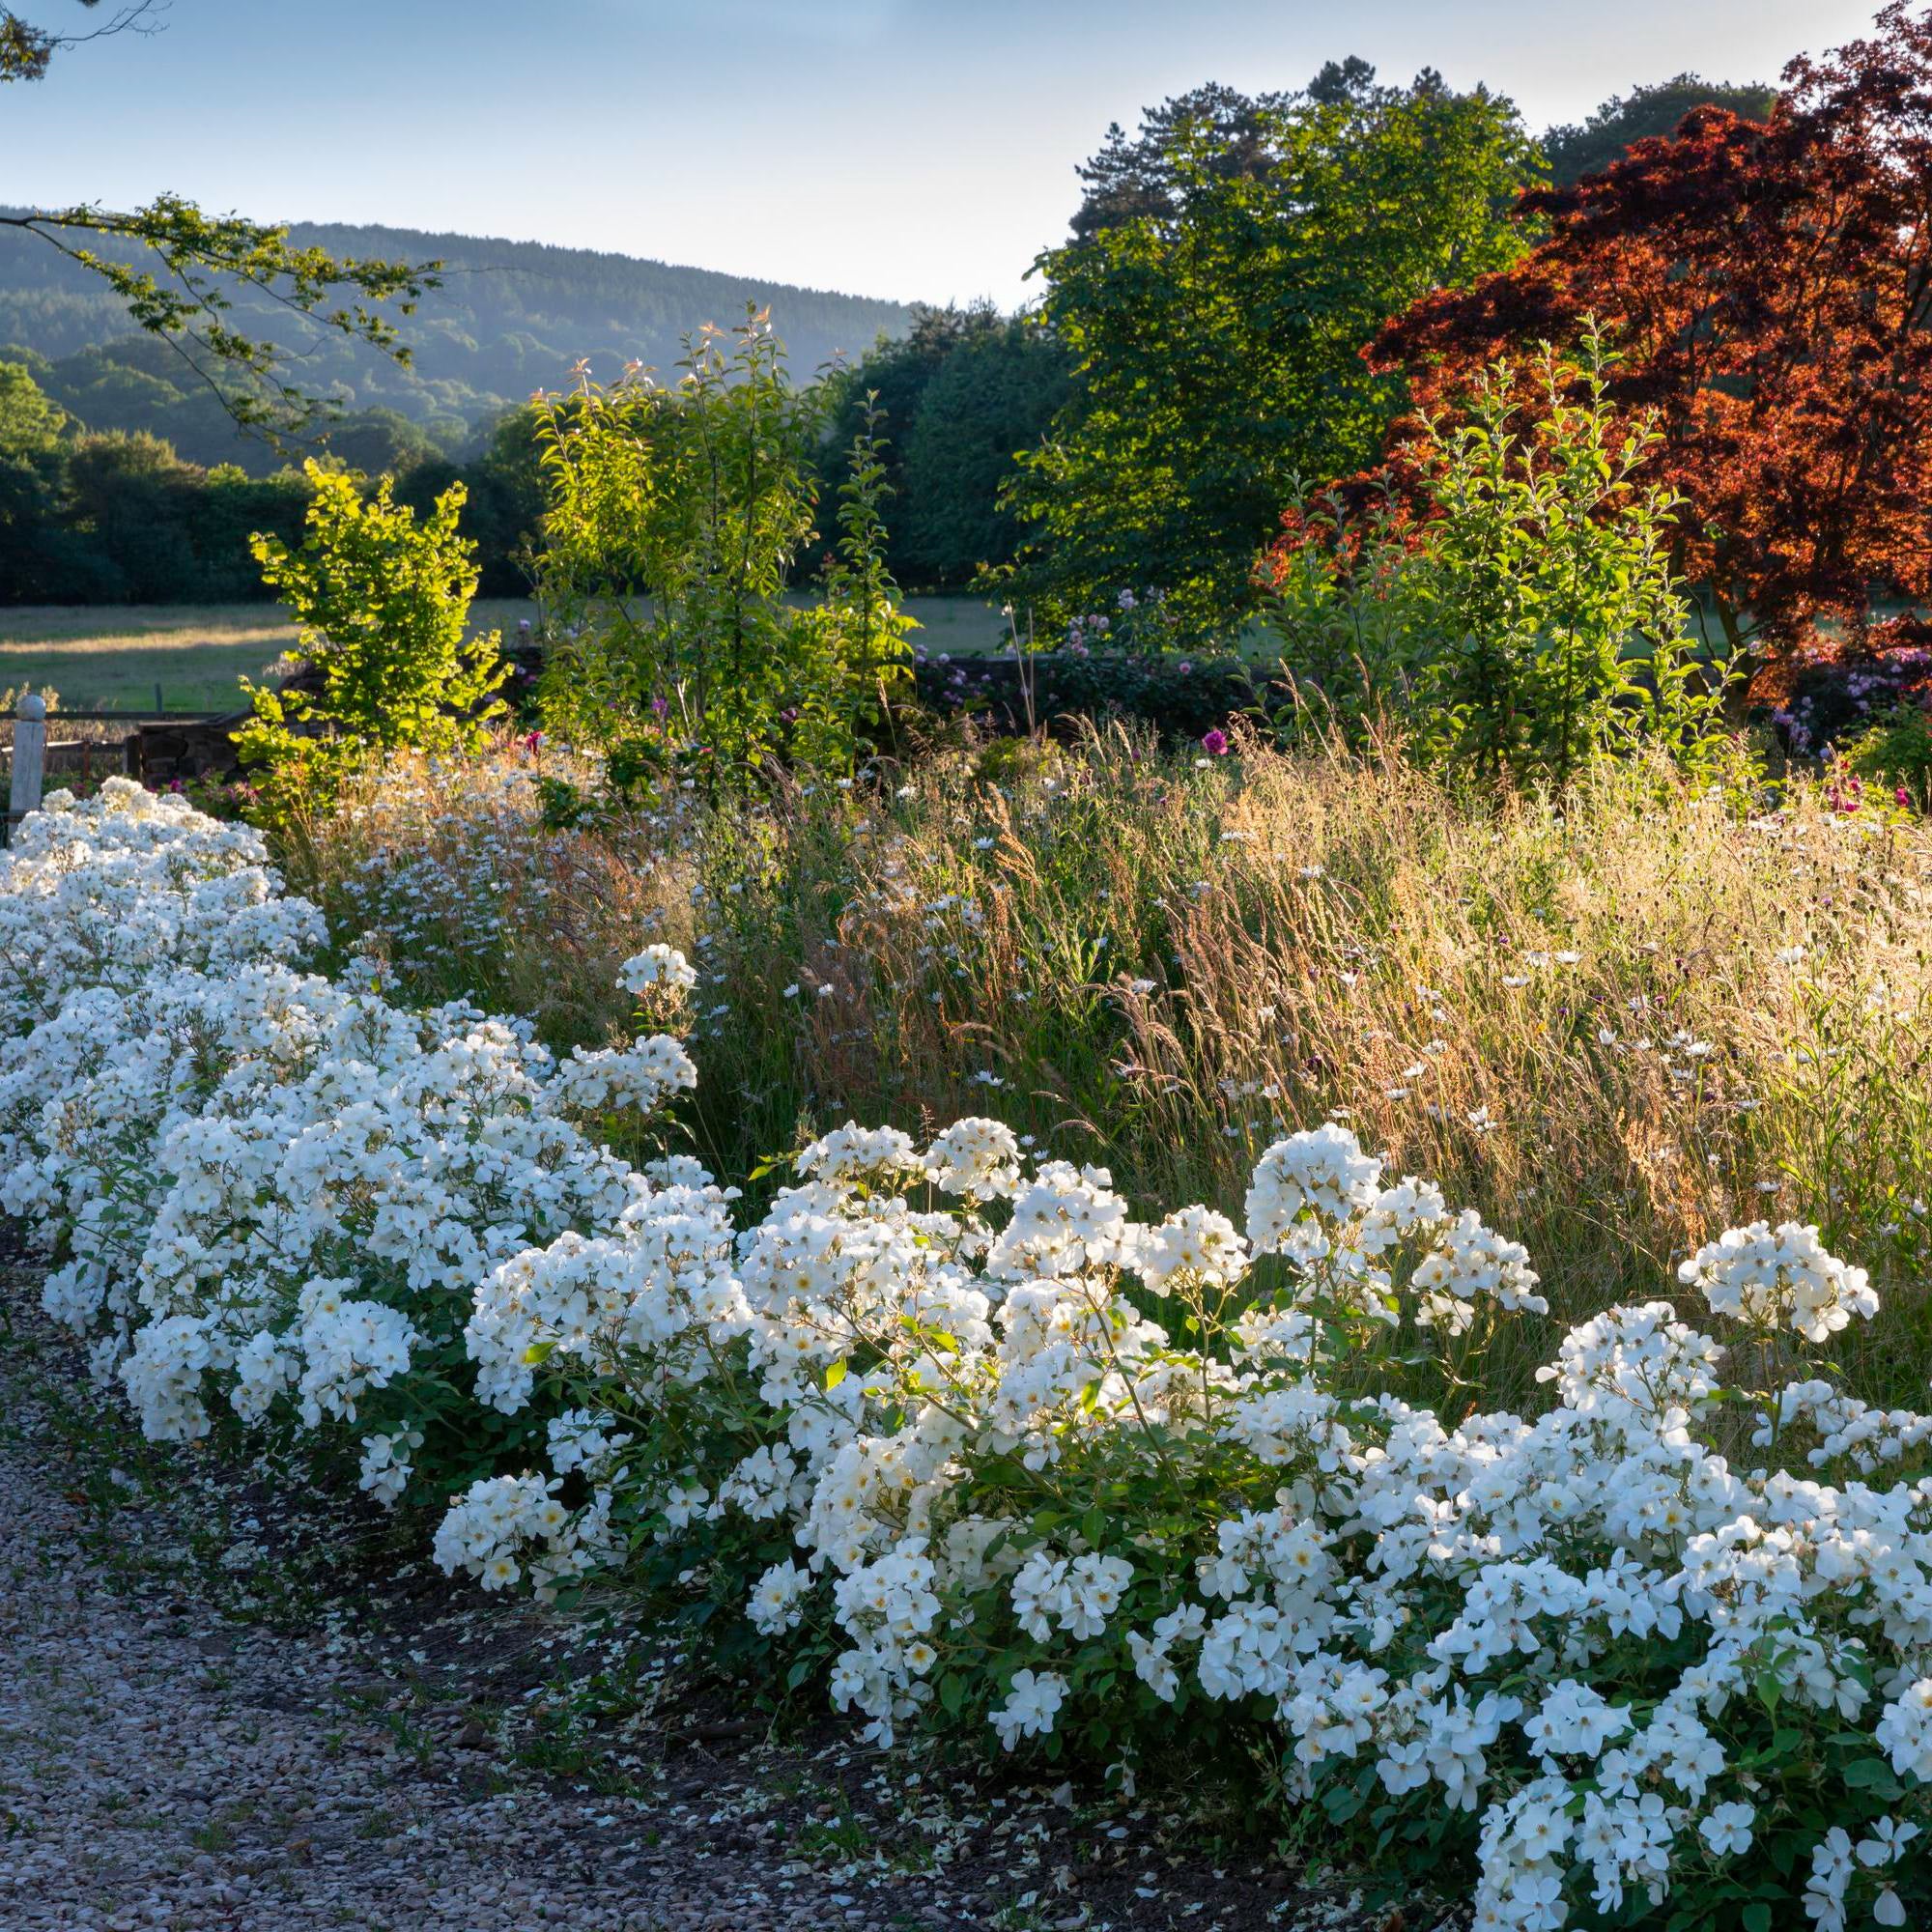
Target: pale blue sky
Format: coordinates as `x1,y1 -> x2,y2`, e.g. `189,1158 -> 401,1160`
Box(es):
0,0 -> 1885,307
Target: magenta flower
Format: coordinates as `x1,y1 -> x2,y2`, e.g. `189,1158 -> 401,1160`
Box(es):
1201,728 -> 1230,755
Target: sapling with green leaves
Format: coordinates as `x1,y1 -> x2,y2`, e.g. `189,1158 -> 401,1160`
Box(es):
535,312 -> 912,791
1264,326 -> 1737,785
789,394 -> 919,770
237,464 -> 508,818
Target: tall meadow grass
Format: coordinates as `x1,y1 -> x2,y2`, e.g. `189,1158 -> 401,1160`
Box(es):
285,724 -> 1932,1407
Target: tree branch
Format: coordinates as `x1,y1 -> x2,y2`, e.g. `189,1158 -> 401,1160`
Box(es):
2,200 -> 441,447
1,1 -> 167,84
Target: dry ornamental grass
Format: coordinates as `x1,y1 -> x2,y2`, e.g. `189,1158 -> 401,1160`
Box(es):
287,724 -> 1932,1415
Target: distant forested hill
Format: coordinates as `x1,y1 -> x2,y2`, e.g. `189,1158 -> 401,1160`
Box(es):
0,216 -> 913,470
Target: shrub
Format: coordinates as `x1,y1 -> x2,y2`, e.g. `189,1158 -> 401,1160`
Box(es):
1262,329 -> 1735,784
237,461 -> 508,817
1844,705 -> 1932,808
911,646 -> 1258,741
532,311 -> 913,793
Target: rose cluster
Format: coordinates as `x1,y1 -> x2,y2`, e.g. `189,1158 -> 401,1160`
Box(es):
0,779 -> 690,1501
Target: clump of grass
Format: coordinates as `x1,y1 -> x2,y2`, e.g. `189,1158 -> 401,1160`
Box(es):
283,725 -> 1932,1407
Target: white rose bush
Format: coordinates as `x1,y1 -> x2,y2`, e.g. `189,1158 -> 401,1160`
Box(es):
9,780 -> 1932,1929
0,778 -> 683,1507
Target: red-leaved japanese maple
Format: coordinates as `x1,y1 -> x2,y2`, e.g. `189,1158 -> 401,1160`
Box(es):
1360,2 -> 1932,695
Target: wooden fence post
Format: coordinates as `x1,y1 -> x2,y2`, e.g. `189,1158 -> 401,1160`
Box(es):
10,694 -> 45,838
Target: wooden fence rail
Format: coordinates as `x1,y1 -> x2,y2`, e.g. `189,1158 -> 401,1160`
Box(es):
0,709 -> 223,723
0,708 -> 232,842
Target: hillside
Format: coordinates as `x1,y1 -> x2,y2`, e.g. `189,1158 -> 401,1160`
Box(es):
0,216 -> 914,470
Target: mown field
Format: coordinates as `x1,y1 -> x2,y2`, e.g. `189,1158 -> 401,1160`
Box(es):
0,596 -> 1011,713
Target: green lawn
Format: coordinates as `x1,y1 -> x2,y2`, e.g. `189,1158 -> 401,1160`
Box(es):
0,595 -> 1010,713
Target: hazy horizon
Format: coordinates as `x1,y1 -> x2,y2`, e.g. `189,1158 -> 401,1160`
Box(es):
0,0 -> 1889,309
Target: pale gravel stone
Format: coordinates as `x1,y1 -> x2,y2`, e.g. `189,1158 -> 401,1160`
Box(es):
0,1289 -> 1414,1932
1,1328 -> 710,1930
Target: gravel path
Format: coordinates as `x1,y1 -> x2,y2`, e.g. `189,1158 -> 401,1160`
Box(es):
0,1359 -> 717,1930
0,1290 -> 1408,1932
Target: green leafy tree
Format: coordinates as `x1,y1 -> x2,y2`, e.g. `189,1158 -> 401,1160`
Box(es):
63,429 -> 199,600
3,3 -> 437,442
898,317 -> 1071,588
182,463 -> 312,599
812,303 -> 1006,581
464,405 -> 550,594
397,403 -> 549,597
813,304 -> 1070,590
1069,79 -> 1303,241
237,464 -> 508,813
317,406 -> 445,479
1004,66 -> 1542,647
1542,72 -> 1778,185
62,432 -> 312,603
0,356 -> 72,596
536,312 -> 913,788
